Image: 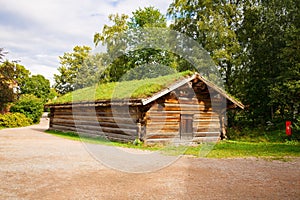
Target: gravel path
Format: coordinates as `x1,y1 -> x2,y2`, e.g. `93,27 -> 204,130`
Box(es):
0,118 -> 299,199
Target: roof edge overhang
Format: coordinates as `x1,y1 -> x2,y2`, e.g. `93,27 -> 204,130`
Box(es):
196,75 -> 245,109
45,99 -> 143,108
141,73 -> 244,109
141,74 -> 197,105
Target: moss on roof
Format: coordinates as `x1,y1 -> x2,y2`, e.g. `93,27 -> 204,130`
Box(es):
48,71 -> 193,105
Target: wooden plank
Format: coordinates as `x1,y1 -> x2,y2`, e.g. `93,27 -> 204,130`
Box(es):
53,120 -> 138,131
75,129 -> 136,141
146,121 -> 179,126
146,132 -> 178,139
146,112 -> 180,117
148,110 -> 189,114
54,106 -> 139,114
52,118 -> 137,130
194,122 -> 220,126
53,118 -> 75,124
53,111 -> 73,115
196,127 -> 220,132
146,128 -> 179,133
97,116 -> 135,123
193,132 -> 220,137
147,118 -> 179,123
165,107 -> 215,112
50,125 -> 137,141
56,123 -> 137,136
100,127 -> 136,136
193,118 -> 220,122
98,121 -> 137,129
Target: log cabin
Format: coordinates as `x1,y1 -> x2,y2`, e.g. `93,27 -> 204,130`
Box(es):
46,72 -> 244,144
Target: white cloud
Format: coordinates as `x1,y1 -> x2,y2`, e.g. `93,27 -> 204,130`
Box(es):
0,0 -> 173,85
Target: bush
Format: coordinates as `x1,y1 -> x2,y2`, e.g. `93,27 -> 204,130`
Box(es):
10,94 -> 44,123
0,113 -> 32,128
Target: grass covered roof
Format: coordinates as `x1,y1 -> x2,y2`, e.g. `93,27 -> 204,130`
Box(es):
48,71 -> 193,105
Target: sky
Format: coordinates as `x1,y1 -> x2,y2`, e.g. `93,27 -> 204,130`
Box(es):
0,0 -> 172,85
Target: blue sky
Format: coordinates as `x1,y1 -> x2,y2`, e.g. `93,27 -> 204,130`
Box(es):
0,0 -> 172,85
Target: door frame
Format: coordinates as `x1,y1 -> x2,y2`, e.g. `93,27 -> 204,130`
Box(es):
180,114 -> 194,140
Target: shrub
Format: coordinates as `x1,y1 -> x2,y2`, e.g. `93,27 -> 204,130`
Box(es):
10,94 -> 44,123
0,113 -> 32,128
290,116 -> 300,141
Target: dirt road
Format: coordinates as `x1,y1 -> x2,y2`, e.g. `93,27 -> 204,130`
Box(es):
0,118 -> 299,199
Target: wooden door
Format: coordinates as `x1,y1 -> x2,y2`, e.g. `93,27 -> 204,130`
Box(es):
180,114 -> 193,139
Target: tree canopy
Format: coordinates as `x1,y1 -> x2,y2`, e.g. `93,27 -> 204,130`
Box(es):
0,60 -> 30,112
54,1 -> 299,128
93,6 -> 183,82
236,0 -> 300,124
167,0 -> 300,126
54,46 -> 92,94
0,49 -> 52,113
21,74 -> 51,103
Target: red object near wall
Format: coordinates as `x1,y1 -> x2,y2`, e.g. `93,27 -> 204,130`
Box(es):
286,121 -> 292,136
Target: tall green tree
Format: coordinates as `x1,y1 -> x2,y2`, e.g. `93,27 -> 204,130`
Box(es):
0,61 -> 16,112
54,46 -> 92,94
128,7 -> 167,29
94,7 -> 181,82
239,0 -> 300,124
168,0 -> 243,94
75,53 -> 107,87
0,61 -> 30,112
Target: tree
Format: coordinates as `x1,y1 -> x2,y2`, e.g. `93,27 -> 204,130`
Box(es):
239,0 -> 300,124
168,0 -> 243,94
48,88 -> 59,101
10,94 -> 44,123
75,53 -> 107,87
94,7 -> 181,82
21,74 -> 51,103
0,61 -> 15,112
128,7 -> 167,29
0,61 -> 30,112
54,46 -> 92,94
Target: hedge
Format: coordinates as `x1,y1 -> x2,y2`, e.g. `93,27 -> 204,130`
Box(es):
10,94 -> 44,123
0,113 -> 32,128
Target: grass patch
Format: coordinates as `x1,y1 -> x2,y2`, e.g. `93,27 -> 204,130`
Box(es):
48,71 -> 193,104
205,140 -> 300,159
227,127 -> 300,143
45,130 -> 160,151
45,130 -> 300,160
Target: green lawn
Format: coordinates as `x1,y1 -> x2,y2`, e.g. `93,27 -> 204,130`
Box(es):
45,130 -> 300,160
190,141 -> 299,159
45,130 -> 161,151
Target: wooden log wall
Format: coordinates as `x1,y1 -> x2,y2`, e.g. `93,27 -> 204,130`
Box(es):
144,81 -> 222,144
49,79 -> 227,144
49,105 -> 140,142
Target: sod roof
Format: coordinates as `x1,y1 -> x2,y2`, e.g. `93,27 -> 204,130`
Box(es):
47,71 -> 244,109
48,71 -> 194,105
